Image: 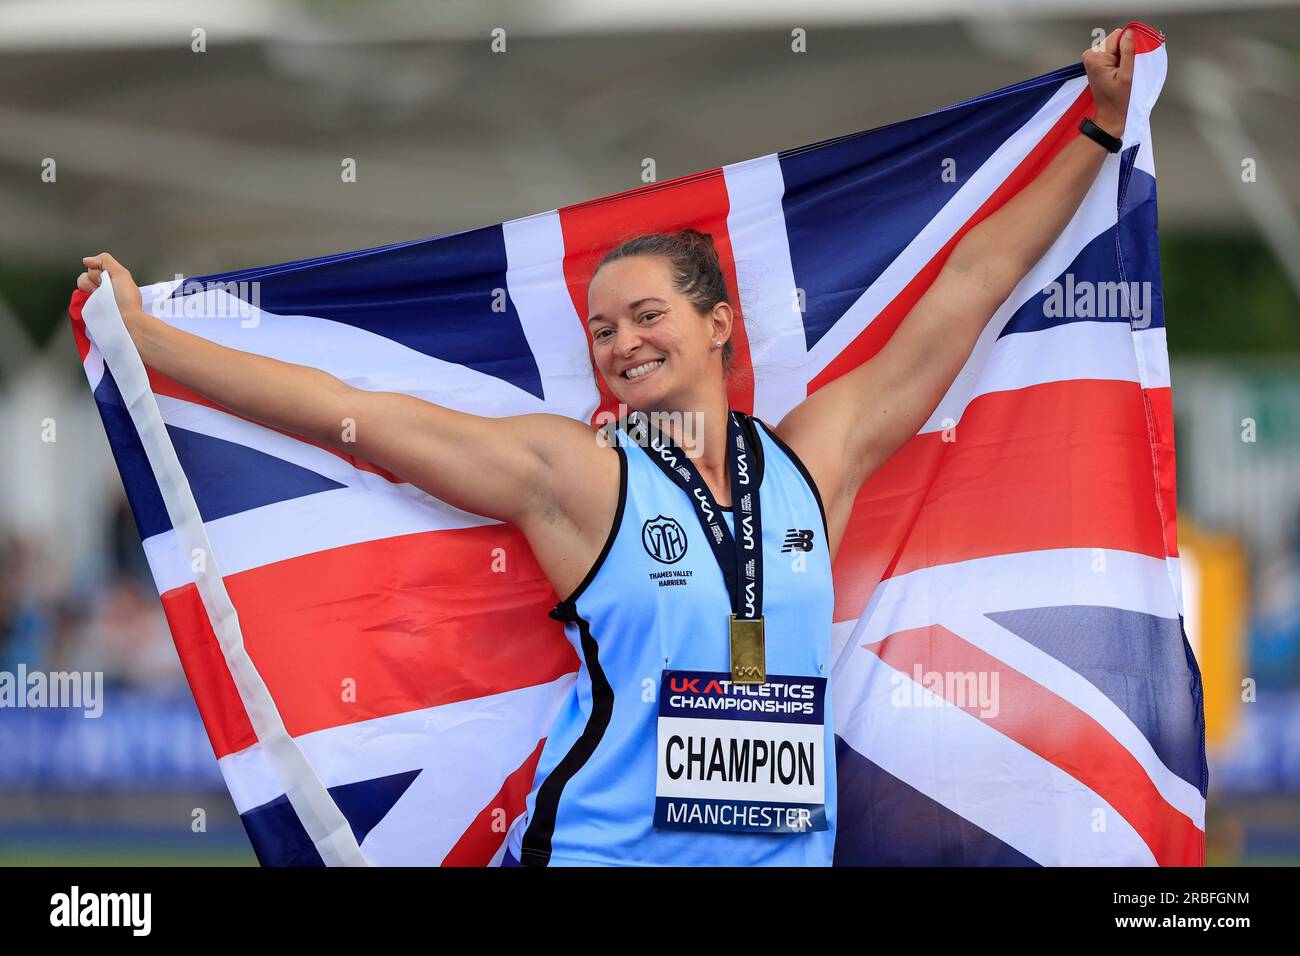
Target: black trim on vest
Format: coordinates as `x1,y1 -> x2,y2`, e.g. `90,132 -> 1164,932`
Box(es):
548,429 -> 628,622
523,422 -> 626,865
751,416 -> 829,541
519,610 -> 615,866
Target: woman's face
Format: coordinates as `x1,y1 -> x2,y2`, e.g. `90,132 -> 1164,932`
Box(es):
587,255 -> 729,410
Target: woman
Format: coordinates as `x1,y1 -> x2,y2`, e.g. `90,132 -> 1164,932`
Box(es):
78,30 -> 1134,866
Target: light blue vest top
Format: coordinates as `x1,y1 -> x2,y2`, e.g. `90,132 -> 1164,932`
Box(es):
508,414 -> 835,866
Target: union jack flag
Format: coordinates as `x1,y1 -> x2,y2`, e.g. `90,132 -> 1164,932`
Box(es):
69,20 -> 1204,866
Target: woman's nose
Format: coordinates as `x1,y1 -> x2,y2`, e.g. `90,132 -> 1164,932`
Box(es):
613,328 -> 641,357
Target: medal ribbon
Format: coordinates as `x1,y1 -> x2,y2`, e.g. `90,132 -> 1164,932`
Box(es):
627,409 -> 763,620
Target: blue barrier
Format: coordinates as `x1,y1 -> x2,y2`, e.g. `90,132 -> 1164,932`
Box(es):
0,683 -> 224,790
3,682 -> 1297,794
1208,690 -> 1300,793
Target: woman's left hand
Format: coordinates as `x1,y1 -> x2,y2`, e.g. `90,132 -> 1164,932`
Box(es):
1082,27 -> 1135,138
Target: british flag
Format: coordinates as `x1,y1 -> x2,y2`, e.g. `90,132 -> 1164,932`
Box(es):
69,21 -> 1204,866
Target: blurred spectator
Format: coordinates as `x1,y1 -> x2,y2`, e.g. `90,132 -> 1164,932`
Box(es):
78,575 -> 185,692
0,522 -> 182,692
0,534 -> 59,674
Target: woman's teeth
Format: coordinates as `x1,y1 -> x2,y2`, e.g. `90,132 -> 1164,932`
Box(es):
625,359 -> 664,380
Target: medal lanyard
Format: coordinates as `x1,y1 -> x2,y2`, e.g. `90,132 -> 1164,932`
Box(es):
628,410 -> 763,620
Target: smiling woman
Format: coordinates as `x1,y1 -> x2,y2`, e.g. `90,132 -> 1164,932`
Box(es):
498,227 -> 843,866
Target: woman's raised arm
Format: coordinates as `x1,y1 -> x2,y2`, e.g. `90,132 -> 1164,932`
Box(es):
76,253 -> 609,532
777,27 -> 1135,553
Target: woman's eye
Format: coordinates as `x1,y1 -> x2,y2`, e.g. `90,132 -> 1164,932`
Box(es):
593,314 -> 655,340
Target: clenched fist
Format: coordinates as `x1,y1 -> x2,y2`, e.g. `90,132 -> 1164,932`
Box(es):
77,253 -> 143,320
1082,27 -> 1135,139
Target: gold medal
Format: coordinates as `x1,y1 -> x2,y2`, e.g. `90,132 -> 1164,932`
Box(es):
729,614 -> 766,684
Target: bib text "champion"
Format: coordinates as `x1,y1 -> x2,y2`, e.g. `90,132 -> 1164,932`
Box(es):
665,734 -> 816,785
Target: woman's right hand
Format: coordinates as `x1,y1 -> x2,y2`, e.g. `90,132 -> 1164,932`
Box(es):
78,252 -> 144,322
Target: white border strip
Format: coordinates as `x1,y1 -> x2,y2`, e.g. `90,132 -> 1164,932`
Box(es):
81,276 -> 369,867
1123,45 -> 1184,619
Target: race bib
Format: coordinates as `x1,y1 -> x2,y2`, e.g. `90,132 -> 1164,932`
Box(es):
654,670 -> 827,834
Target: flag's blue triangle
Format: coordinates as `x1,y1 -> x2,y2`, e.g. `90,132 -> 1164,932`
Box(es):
834,737 -> 1040,866
240,768 -> 423,866
987,604 -> 1207,797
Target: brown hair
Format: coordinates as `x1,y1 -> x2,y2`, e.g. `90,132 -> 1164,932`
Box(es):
594,228 -> 735,376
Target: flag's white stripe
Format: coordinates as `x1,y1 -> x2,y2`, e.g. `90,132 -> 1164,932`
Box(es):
1134,327 -> 1169,389
82,339 -> 105,392
804,76 -> 1088,377
833,645 -> 1158,865
844,549 -> 1182,684
138,283 -> 555,417
1134,132 -> 1157,180
918,321 -> 1137,435
217,675 -> 573,865
721,152 -> 811,424
81,275 -> 369,867
1168,555 -> 1185,620
217,673 -> 570,817
142,483 -> 496,595
503,210 -> 604,418
1127,45 -> 1167,161
963,324 -> 1168,411
217,738 -> 278,815
839,547 -> 1204,830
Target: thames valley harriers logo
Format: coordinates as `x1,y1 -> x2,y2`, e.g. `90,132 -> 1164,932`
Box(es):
643,515 -> 688,564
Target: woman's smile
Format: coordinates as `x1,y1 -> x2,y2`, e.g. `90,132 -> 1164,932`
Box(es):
623,357 -> 665,382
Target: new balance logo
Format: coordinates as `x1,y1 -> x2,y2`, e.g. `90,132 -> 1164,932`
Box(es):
782,529 -> 815,553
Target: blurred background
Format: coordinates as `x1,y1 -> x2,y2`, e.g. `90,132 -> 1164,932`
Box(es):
1,0 -> 1298,865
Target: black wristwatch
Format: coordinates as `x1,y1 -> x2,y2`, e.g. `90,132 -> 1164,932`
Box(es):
1078,116 -> 1123,154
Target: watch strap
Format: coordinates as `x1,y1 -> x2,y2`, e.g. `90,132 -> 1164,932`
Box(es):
1078,116 -> 1123,154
